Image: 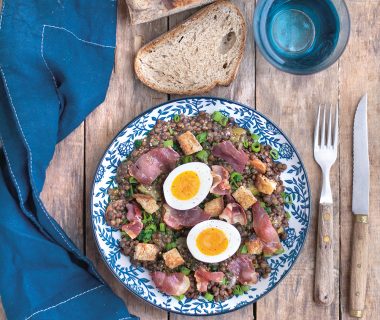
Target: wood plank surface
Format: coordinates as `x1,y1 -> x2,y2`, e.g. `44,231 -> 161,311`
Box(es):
339,2 -> 380,319
2,1 -> 378,320
84,1 -> 168,319
255,51 -> 340,320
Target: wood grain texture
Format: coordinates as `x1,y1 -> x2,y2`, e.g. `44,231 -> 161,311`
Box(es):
41,124 -> 85,250
349,216 -> 369,317
339,3 -> 380,319
84,1 -> 168,319
314,202 -> 334,305
255,38 -> 340,320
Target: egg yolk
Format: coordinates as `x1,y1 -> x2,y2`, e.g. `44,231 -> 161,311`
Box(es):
171,170 -> 200,200
196,228 -> 228,256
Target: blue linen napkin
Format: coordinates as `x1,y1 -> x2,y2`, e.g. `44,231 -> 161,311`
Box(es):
0,1 -> 138,319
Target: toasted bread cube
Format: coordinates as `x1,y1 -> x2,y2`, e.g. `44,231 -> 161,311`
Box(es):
232,186 -> 257,210
249,158 -> 267,174
134,243 -> 159,261
256,175 -> 277,195
204,197 -> 225,217
134,193 -> 159,214
246,239 -> 264,255
177,131 -> 203,155
163,248 -> 185,269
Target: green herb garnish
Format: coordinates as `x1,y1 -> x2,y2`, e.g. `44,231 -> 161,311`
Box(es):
174,294 -> 185,300
281,192 -> 293,204
251,141 -> 261,153
163,140 -> 174,148
129,176 -> 138,184
204,292 -> 214,301
142,212 -> 153,224
173,114 -> 181,122
159,222 -> 166,233
243,140 -> 249,148
260,201 -> 266,208
134,140 -> 142,148
221,277 -> 229,286
270,148 -> 279,160
180,266 -> 191,276
251,133 -> 260,142
165,241 -> 177,251
233,285 -> 250,296
285,212 -> 291,219
240,244 -> 248,254
212,111 -> 228,126
182,155 -> 193,164
196,132 -> 208,144
196,150 -> 209,162
168,127 -> 174,135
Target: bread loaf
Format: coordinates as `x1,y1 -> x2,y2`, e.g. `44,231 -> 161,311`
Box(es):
134,1 -> 246,95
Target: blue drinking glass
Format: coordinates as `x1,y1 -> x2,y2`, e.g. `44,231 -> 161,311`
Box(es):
254,0 -> 350,75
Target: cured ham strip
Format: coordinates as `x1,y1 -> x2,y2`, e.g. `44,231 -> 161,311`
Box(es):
163,204 -> 211,230
121,203 -> 143,239
212,141 -> 249,173
128,147 -> 180,185
219,203 -> 247,225
252,202 -> 283,255
210,165 -> 231,195
151,272 -> 190,296
228,255 -> 258,285
194,267 -> 224,292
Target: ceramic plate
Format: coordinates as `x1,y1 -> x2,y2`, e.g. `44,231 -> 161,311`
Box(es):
91,97 -> 311,316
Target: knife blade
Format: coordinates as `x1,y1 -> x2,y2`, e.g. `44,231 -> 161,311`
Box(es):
350,94 -> 370,318
352,94 -> 369,214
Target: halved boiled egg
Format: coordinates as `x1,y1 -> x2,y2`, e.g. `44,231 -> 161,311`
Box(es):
187,220 -> 241,263
163,162 -> 212,210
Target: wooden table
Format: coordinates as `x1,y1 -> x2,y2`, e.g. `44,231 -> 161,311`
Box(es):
2,1 -> 379,319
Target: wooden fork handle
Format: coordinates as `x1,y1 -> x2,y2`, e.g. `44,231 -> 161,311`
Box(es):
314,202 -> 334,305
349,215 -> 369,318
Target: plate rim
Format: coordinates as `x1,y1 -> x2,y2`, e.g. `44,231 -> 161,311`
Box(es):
90,96 -> 312,316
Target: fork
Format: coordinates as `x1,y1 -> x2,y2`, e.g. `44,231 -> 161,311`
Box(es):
313,105 -> 339,306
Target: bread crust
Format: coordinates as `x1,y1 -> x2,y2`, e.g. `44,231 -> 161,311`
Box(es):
134,0 -> 247,95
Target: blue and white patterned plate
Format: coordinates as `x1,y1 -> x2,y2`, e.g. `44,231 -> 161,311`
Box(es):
91,97 -> 311,316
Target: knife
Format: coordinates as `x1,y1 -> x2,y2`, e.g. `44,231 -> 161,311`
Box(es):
350,94 -> 370,318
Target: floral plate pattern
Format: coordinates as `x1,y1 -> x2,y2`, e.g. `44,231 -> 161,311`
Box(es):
91,97 -> 311,316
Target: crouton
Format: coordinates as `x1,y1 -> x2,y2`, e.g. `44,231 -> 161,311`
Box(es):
163,248 -> 185,269
204,197 -> 224,217
134,243 -> 159,261
246,239 -> 264,255
249,158 -> 267,174
256,175 -> 277,195
133,193 -> 159,214
177,131 -> 203,155
232,186 -> 257,210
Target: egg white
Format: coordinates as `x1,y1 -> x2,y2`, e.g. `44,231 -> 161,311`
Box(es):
187,220 -> 241,263
163,162 -> 212,210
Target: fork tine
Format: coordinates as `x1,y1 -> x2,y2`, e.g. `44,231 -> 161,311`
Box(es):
314,105 -> 321,147
321,105 -> 326,146
327,105 -> 332,147
334,104 -> 339,148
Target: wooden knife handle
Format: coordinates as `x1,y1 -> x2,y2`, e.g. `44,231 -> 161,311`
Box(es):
314,202 -> 334,305
349,215 -> 369,318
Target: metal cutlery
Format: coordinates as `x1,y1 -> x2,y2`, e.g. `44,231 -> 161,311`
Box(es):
313,105 -> 339,305
349,94 -> 370,318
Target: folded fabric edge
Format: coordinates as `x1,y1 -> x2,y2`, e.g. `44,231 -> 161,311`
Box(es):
23,284 -> 139,320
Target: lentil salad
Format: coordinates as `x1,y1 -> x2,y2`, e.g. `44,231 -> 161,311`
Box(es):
105,111 -> 291,301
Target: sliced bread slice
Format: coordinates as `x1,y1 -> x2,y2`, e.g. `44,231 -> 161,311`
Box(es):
134,0 -> 246,95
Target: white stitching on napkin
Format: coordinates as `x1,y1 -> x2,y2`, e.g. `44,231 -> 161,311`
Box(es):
0,67 -> 104,283
24,284 -> 104,320
41,24 -> 115,89
0,0 -> 5,30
